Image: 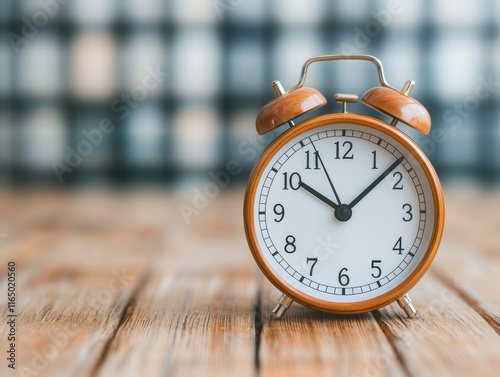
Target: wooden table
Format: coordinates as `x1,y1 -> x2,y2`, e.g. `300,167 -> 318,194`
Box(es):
1,187 -> 499,377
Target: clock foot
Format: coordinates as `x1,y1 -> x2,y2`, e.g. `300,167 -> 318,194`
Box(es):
271,293 -> 294,319
397,294 -> 417,318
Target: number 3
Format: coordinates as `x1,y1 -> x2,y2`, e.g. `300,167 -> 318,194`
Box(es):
402,203 -> 413,222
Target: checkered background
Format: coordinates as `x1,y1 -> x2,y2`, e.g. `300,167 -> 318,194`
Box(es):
0,0 -> 499,186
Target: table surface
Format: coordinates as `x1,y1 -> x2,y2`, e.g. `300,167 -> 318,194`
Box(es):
0,187 -> 499,377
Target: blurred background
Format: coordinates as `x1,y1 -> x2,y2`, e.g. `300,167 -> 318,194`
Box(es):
0,0 -> 499,189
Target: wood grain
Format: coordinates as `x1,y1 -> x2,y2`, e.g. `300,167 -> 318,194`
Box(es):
256,87 -> 326,135
370,187 -> 500,377
362,86 -> 431,134
95,191 -> 259,377
374,274 -> 500,377
431,189 -> 500,334
259,281 -> 407,377
0,191 -> 162,377
0,187 -> 499,376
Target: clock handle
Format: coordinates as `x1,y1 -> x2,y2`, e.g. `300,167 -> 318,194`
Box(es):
256,54 -> 430,135
289,54 -> 397,92
256,54 -> 390,136
289,54 -> 431,134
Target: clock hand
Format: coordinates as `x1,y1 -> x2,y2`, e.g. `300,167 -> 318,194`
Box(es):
311,142 -> 342,205
299,181 -> 339,210
300,181 -> 353,222
348,156 -> 405,209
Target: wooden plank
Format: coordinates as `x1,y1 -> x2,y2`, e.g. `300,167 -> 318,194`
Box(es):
429,188 -> 500,333
0,229 -> 157,377
0,193 -> 160,377
95,269 -> 257,377
1,188 -> 499,377
0,229 -> 65,277
0,190 -> 71,234
93,190 -> 259,377
372,189 -> 500,377
432,243 -> 500,333
443,188 -> 500,257
259,281 -> 407,377
256,188 -> 500,377
375,272 -> 500,377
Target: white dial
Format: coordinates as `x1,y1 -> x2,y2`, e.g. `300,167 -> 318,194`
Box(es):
251,121 -> 437,304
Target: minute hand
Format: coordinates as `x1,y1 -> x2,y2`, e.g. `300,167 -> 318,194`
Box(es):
348,156 -> 404,209
311,142 -> 342,205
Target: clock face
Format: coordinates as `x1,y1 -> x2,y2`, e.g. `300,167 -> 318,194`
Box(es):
247,119 -> 440,307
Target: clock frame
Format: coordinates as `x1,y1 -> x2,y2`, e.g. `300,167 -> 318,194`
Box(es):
244,113 -> 445,315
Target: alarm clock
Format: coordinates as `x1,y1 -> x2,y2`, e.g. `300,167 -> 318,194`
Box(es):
244,55 -> 445,318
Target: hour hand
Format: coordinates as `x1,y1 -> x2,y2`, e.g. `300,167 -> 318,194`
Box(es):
299,181 -> 339,210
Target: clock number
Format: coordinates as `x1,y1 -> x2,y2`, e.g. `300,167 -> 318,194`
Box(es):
284,235 -> 296,253
371,151 -> 378,169
393,236 -> 404,255
338,267 -> 350,286
334,141 -> 354,160
282,172 -> 301,190
306,257 -> 318,276
273,204 -> 285,223
371,260 -> 382,278
392,172 -> 404,190
305,150 -> 320,170
402,204 -> 413,222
